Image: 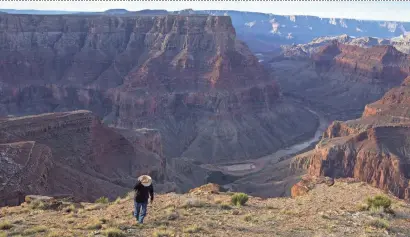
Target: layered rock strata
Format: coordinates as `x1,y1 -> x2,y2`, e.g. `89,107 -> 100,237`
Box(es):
292,78 -> 410,200
270,43 -> 410,120
0,110 -> 165,206
0,13 -> 318,163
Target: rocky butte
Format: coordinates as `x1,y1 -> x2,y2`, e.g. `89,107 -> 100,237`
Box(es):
0,13 -> 319,200
291,75 -> 410,200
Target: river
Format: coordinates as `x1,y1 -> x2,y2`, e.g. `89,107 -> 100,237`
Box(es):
216,106 -> 329,175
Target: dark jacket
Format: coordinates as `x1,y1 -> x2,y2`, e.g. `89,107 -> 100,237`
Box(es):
133,181 -> 154,203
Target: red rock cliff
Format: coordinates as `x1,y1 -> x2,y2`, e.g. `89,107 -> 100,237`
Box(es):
0,110 -> 165,206
292,79 -> 410,200
0,13 -> 318,163
313,43 -> 410,84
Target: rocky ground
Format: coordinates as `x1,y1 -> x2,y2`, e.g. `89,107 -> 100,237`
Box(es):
1,181 -> 410,237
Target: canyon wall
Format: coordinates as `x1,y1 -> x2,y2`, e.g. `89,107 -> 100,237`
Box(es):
292,78 -> 410,200
270,42 -> 410,120
0,13 -> 318,163
0,111 -> 165,206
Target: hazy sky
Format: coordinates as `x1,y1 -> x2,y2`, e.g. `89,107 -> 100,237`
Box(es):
2,1 -> 410,22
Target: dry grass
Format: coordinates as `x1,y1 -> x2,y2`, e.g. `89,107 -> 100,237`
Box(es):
367,218 -> 390,230
85,220 -> 103,230
0,221 -> 13,230
22,225 -> 47,235
1,181 -> 410,237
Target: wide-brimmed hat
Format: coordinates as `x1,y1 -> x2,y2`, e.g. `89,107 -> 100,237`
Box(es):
138,175 -> 152,187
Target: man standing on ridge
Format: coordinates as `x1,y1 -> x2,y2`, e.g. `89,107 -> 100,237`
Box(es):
133,175 -> 154,224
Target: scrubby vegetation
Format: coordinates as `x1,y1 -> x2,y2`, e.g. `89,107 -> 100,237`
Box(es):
366,195 -> 393,213
367,218 -> 390,230
95,196 -> 110,204
0,221 -> 13,230
0,182 -> 410,236
231,193 -> 249,206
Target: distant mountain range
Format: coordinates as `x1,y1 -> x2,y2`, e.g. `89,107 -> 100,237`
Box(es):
1,8 -> 409,52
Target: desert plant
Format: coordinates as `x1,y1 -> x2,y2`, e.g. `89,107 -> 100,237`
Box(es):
64,204 -> 76,213
231,193 -> 249,206
243,214 -> 252,222
29,199 -> 47,210
102,227 -> 126,237
367,218 -> 390,230
95,196 -> 109,204
183,225 -> 203,233
0,221 -> 13,230
114,197 -> 122,204
366,195 -> 392,212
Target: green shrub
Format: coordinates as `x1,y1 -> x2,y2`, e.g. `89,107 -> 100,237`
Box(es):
366,195 -> 392,211
95,197 -> 109,204
183,225 -> 203,233
114,197 -> 122,204
0,221 -> 13,230
63,204 -> 76,213
102,228 -> 126,237
367,218 -> 390,229
231,193 -> 249,206
29,199 -> 47,210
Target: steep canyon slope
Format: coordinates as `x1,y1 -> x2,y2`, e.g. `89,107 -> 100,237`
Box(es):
270,42 -> 410,120
0,14 -> 318,164
0,13 -> 320,201
292,76 -> 410,201
0,110 -> 166,206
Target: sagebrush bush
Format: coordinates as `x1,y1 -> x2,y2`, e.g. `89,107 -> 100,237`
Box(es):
231,193 -> 249,206
0,221 -> 13,230
29,199 -> 47,210
366,195 -> 392,211
95,196 -> 109,204
367,218 -> 390,229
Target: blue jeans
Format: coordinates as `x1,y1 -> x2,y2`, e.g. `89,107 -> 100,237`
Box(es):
134,201 -> 148,223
